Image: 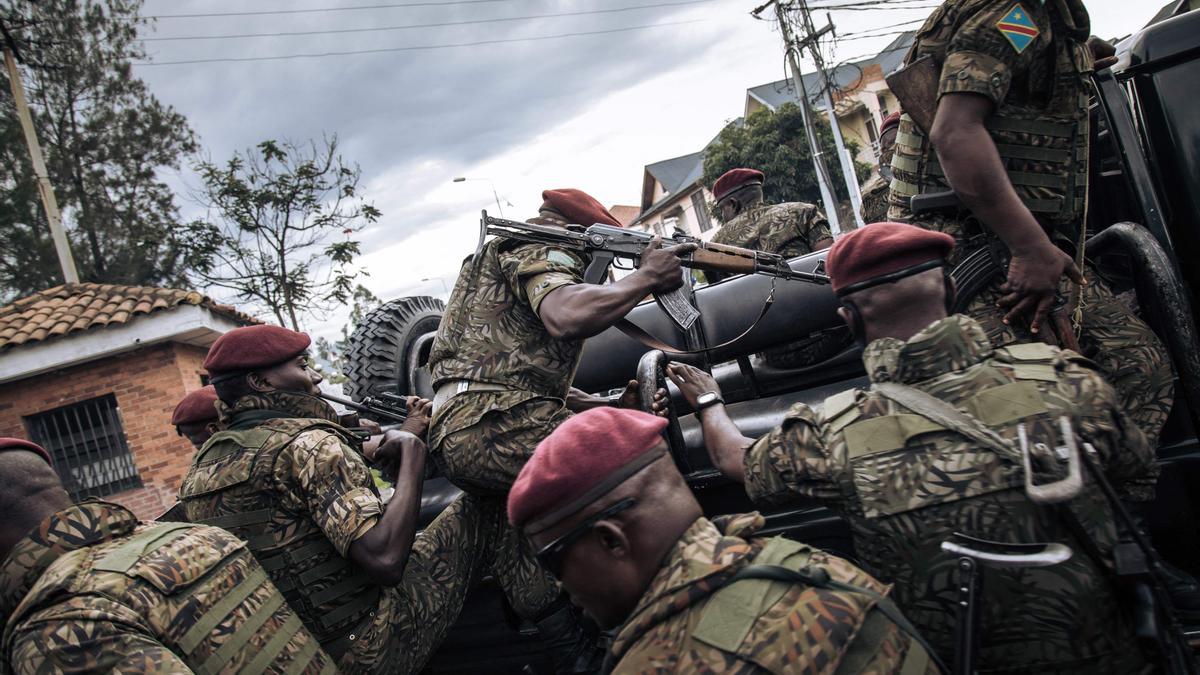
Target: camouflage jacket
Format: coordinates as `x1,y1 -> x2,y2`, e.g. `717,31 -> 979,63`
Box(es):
607,513 -> 936,674
859,174 -> 891,225
180,391 -> 384,662
711,202 -> 832,259
428,223 -> 588,446
887,0 -> 1093,236
0,501 -> 333,674
743,315 -> 1157,673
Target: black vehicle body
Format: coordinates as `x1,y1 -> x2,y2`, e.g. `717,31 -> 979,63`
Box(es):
346,10 -> 1200,672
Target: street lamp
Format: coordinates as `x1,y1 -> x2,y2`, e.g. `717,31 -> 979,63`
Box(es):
452,176 -> 509,217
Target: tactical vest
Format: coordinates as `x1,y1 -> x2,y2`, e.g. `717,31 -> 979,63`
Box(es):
179,419 -> 380,661
889,1 -> 1093,239
827,342 -> 1075,519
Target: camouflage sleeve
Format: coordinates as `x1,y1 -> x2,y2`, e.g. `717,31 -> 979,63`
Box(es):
285,429 -> 384,556
8,603 -> 192,673
743,403 -> 845,507
498,243 -> 587,315
1067,364 -> 1159,503
794,203 -> 832,250
939,0 -> 1051,105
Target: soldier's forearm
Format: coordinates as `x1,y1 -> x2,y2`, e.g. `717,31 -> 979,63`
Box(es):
538,274 -> 657,341
348,461 -> 424,586
565,387 -> 613,412
698,404 -> 752,483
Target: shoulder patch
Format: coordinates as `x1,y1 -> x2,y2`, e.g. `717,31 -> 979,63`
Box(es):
999,341 -> 1057,362
996,3 -> 1040,54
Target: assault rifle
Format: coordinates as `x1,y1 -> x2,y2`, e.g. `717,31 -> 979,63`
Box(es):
320,391 -> 408,425
477,210 -> 830,332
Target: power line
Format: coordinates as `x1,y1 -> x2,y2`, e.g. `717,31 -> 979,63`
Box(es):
144,0 -> 517,20
142,0 -> 714,42
133,18 -> 705,66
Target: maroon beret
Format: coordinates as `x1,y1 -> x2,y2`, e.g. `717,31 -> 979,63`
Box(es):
712,168 -> 765,201
172,385 -> 219,426
827,222 -> 955,295
203,325 -> 311,374
0,437 -> 53,466
508,408 -> 667,534
541,189 -> 622,228
880,111 -> 902,135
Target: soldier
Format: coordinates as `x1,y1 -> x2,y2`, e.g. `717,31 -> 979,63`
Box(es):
172,384 -> 220,448
886,0 -> 1174,442
709,167 -> 833,260
669,222 -> 1158,672
507,407 -> 942,674
177,324 -> 513,674
0,437 -> 335,673
859,111 -> 901,225
426,188 -> 680,671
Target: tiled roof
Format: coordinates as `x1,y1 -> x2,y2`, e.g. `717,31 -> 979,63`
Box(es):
0,283 -> 259,351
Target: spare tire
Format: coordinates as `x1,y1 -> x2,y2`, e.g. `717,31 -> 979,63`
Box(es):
344,296 -> 445,401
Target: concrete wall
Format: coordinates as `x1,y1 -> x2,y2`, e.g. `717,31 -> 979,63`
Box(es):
0,342 -> 210,519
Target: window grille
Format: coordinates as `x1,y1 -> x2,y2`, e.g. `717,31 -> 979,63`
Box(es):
692,191 -> 713,233
25,395 -> 141,501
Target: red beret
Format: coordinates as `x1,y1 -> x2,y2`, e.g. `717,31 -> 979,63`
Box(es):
508,408 -> 667,534
0,437 -> 53,466
172,385 -> 219,426
827,222 -> 955,295
712,168 -> 765,201
541,189 -> 622,228
880,111 -> 902,135
203,325 -> 311,374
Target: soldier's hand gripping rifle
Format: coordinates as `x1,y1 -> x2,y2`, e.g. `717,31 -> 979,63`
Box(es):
477,210 -> 830,333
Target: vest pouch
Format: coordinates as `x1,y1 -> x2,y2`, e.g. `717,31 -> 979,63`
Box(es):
181,430 -> 273,498
93,523 -> 246,596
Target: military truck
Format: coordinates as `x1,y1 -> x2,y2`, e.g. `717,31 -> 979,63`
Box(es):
343,9 -> 1200,672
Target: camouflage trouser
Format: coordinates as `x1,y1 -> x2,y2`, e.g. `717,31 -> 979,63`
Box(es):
341,493 -> 538,674
966,262 -> 1175,444
430,396 -> 571,619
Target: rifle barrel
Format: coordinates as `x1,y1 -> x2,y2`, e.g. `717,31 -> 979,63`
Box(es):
319,392 -> 407,423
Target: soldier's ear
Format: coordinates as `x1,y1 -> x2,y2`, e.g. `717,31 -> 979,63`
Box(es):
247,371 -> 275,393
593,521 -> 631,560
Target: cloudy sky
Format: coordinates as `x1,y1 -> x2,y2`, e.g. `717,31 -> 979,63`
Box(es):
131,0 -> 1164,341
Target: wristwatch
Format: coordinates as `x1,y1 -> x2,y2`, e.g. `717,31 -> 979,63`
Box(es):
695,391 -> 724,411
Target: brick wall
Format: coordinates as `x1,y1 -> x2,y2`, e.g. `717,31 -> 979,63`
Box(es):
0,341 -> 211,520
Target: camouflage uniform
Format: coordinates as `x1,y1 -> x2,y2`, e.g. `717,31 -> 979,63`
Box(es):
607,512 -> 937,674
886,0 -> 1174,442
859,174 -> 891,225
427,229 -> 591,617
179,390 -> 526,674
711,201 -> 832,259
743,314 -> 1157,673
1,500 -> 334,674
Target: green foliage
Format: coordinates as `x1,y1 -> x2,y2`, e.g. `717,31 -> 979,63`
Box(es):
702,103 -> 872,220
0,0 -> 203,301
189,137 -> 378,331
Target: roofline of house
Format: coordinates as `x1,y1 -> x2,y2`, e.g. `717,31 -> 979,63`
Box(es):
632,180 -> 703,227
0,304 -> 244,385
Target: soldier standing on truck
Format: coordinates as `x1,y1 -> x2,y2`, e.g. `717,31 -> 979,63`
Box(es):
669,222 -> 1162,672
709,167 -> 833,263
426,188 -> 682,673
885,0 -> 1174,443
0,437 -> 338,674
177,324 -> 512,674
859,111 -> 901,225
507,407 -> 942,674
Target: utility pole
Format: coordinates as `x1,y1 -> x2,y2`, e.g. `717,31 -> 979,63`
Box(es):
1,20 -> 79,283
793,3 -> 866,229
758,0 -> 842,233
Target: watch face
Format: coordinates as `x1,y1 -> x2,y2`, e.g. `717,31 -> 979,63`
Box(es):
697,392 -> 718,407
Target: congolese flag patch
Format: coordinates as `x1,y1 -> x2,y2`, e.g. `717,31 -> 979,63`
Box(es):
996,3 -> 1039,54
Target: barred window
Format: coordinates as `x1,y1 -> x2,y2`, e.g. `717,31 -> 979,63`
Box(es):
25,395 -> 141,501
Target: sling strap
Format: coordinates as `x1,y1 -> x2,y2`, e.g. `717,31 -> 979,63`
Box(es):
614,282 -> 776,356
871,382 -> 1024,465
